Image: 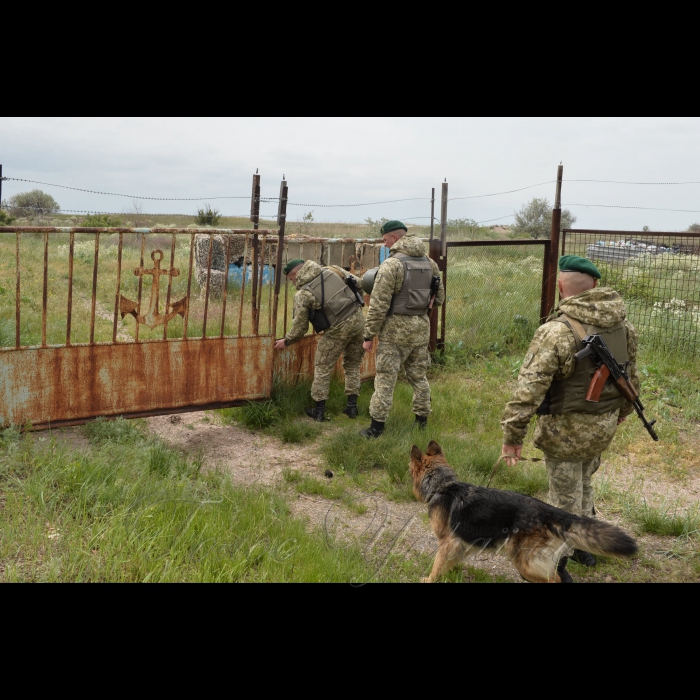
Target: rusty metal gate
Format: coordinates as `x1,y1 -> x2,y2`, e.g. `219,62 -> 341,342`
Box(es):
0,222 -> 381,430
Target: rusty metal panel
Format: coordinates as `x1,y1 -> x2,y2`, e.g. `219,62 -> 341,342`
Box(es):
273,334 -> 377,385
0,337 -> 273,429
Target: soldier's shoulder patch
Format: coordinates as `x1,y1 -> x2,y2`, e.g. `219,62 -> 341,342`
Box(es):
523,351 -> 537,368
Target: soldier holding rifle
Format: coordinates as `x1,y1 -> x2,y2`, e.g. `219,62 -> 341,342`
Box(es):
501,256 -> 650,580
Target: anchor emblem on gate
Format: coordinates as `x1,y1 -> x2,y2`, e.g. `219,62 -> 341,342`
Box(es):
120,250 -> 188,329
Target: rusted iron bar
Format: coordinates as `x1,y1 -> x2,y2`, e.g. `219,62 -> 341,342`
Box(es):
66,231 -> 75,346
540,241 -> 552,323
544,165 -> 564,320
252,234 -> 260,335
272,179 -> 288,341
251,172 -> 261,228
220,235 -> 231,338
0,227 -> 280,235
202,233 -> 214,339
430,188 -> 436,242
42,232 -> 49,348
15,231 -> 21,349
258,235 -> 268,335
238,234 -> 250,337
448,240 -> 548,248
90,233 -> 100,345
135,233 -> 146,343
113,233 -> 124,343
441,182 -> 449,258
183,233 -> 194,339
163,234 -> 177,341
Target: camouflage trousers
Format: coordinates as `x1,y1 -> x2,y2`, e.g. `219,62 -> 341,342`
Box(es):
311,331 -> 364,402
545,455 -> 602,519
369,341 -> 432,423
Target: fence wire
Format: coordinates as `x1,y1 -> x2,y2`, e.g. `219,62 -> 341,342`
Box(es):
443,244 -> 546,354
563,230 -> 700,352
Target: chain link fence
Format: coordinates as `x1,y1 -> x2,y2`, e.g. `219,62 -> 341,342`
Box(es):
563,229 -> 700,352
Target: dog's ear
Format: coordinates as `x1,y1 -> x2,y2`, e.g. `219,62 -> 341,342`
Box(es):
410,446 -> 424,464
426,441 -> 443,457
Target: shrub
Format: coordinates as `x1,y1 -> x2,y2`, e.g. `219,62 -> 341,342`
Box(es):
511,198 -> 576,240
195,205 -> 222,227
0,210 -> 16,225
81,213 -> 123,228
4,190 -> 60,217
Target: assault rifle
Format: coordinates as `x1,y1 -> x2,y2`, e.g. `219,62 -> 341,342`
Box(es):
428,276 -> 441,316
575,334 -> 660,442
345,276 -> 366,307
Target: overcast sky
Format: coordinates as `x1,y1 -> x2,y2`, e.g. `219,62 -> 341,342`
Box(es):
2,117 -> 700,230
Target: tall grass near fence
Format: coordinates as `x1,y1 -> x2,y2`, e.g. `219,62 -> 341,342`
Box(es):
444,245 -> 544,355
0,419 -> 386,583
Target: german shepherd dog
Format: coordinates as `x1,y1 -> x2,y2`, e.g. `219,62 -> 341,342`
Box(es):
410,442 -> 638,584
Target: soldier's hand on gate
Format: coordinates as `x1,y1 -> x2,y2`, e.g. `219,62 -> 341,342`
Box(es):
502,445 -> 522,468
363,341 -> 374,354
274,339 -> 288,351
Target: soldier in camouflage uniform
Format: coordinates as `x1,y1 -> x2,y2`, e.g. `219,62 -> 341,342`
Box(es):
275,259 -> 365,422
501,256 -> 641,581
360,221 -> 445,438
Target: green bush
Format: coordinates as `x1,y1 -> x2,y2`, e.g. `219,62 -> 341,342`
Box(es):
195,205 -> 222,227
4,190 -> 60,217
0,210 -> 16,225
81,213 -> 123,228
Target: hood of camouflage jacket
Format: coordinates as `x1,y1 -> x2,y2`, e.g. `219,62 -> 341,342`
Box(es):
390,234 -> 426,258
557,287 -> 627,329
294,260 -> 323,290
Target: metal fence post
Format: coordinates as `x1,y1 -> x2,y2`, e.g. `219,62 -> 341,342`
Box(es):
429,188 -> 435,242
250,171 -> 261,335
272,177 -> 288,341
0,164 -> 3,209
544,164 -> 564,319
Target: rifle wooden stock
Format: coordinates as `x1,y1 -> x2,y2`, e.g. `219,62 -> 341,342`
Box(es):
586,366 -> 610,403
586,366 -> 639,404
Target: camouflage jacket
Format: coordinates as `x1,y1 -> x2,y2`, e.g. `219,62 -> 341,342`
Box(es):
501,288 -> 641,461
363,235 -> 445,346
284,261 -> 365,345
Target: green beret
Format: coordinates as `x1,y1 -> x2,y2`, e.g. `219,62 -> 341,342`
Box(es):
380,220 -> 408,236
559,255 -> 602,280
283,259 -> 305,276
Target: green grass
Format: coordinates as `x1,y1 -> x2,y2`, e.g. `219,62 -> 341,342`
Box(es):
0,419 -> 404,583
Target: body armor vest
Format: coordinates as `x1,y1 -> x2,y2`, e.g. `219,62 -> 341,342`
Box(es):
544,316 -> 629,416
303,269 -> 359,329
387,253 -> 433,317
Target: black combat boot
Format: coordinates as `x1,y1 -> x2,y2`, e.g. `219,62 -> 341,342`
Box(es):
343,396 -> 359,419
572,550 -> 598,568
415,415 -> 428,431
360,420 -> 385,439
306,401 -> 326,423
557,557 -> 574,584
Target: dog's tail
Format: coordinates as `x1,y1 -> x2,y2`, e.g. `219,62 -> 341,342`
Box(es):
562,519 -> 638,558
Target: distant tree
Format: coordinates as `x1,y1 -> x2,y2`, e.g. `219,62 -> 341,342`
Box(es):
364,217 -> 389,238
0,209 -> 17,225
81,213 -> 123,228
195,204 -> 222,227
512,198 -> 577,240
643,226 -> 651,233
688,223 -> 700,233
5,190 -> 60,217
297,211 -> 315,236
123,201 -> 149,228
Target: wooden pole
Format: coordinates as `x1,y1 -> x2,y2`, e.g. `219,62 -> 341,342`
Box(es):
544,164 -> 564,320
272,178 -> 288,340
251,172 -> 261,335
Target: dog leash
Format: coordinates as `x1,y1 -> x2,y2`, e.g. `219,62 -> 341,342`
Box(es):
486,455 -> 545,489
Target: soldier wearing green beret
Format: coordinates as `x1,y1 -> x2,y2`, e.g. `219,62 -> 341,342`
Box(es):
359,221 -> 445,438
501,255 -> 641,582
275,259 -> 366,422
